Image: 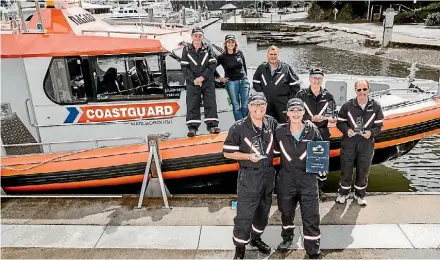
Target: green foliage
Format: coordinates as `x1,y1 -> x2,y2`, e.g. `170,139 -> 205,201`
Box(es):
425,12 -> 440,26
395,2 -> 440,24
307,1 -> 367,21
338,3 -> 354,21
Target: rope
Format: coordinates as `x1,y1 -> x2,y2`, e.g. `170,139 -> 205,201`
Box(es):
1,147 -> 99,171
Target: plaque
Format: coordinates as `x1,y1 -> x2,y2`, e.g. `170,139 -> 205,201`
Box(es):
323,101 -> 336,120
354,116 -> 365,135
252,135 -> 267,159
306,141 -> 330,174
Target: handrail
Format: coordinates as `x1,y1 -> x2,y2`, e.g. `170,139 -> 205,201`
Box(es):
24,98 -> 36,127
81,28 -> 189,37
114,21 -> 189,29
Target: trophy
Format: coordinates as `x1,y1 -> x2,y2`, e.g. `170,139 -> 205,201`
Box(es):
252,135 -> 267,159
354,116 -> 365,135
323,101 -> 336,120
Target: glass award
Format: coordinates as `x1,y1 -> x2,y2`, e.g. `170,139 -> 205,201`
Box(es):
354,116 -> 365,135
252,135 -> 267,159
323,101 -> 336,120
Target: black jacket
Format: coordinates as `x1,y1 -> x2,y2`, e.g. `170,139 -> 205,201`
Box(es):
295,87 -> 337,129
274,121 -> 323,172
336,98 -> 384,138
180,42 -> 217,86
223,115 -> 278,169
253,61 -> 301,101
217,50 -> 247,81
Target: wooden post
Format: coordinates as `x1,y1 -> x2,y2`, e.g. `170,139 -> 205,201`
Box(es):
147,134 -> 161,177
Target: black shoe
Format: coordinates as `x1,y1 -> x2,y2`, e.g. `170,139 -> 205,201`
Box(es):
250,236 -> 271,254
187,129 -> 196,137
277,239 -> 293,253
308,253 -> 320,259
319,189 -> 326,202
208,127 -> 220,134
233,246 -> 245,259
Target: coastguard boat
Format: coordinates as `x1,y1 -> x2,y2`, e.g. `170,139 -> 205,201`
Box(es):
1,1 -> 439,194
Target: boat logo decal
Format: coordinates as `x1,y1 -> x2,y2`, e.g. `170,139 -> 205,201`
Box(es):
64,102 -> 180,124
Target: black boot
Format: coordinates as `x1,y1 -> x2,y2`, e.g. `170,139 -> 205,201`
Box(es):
277,239 -> 293,253
250,236 -> 271,254
308,253 -> 320,259
208,126 -> 220,134
233,246 -> 245,259
319,189 -> 327,202
187,128 -> 196,137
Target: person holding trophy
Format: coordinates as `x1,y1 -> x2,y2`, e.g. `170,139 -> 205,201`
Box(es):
295,68 -> 337,200
335,80 -> 384,206
222,92 -> 278,259
274,98 -> 324,259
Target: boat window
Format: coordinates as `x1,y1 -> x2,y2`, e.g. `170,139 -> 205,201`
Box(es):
92,54 -> 165,102
164,53 -> 185,99
43,57 -> 87,104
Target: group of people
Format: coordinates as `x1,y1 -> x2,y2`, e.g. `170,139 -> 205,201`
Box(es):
181,27 -> 384,259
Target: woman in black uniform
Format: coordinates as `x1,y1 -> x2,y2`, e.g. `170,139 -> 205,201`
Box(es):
274,98 -> 323,259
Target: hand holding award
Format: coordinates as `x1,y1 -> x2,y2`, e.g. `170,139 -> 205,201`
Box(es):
354,116 -> 365,135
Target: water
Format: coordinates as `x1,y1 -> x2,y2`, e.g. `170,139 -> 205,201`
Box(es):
204,22 -> 440,81
204,22 -> 440,192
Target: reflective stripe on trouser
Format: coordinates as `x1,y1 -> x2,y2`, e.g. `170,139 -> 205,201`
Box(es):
339,136 -> 374,197
186,83 -> 219,130
276,170 -> 321,256
233,167 -> 275,246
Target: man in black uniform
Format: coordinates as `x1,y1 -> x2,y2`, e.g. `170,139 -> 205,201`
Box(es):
336,80 -> 384,206
223,92 -> 278,259
295,68 -> 338,200
180,27 -> 220,137
253,45 -> 301,123
274,98 -> 323,259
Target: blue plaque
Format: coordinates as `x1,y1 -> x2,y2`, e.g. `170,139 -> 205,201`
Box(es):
306,141 -> 330,174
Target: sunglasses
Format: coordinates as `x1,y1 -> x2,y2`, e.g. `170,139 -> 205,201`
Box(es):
356,88 -> 368,92
288,108 -> 304,112
250,102 -> 267,107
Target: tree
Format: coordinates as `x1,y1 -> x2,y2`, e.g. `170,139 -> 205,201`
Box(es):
276,1 -> 292,10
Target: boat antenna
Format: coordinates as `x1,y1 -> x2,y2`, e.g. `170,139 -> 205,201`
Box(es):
15,0 -> 27,33
437,76 -> 440,97
406,62 -> 419,87
34,0 -> 45,33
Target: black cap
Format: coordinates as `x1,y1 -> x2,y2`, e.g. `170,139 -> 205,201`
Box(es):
309,68 -> 324,78
225,34 -> 236,41
191,27 -> 204,35
248,92 -> 267,104
287,98 -> 305,110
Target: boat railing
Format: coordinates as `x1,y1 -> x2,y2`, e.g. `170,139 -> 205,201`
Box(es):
1,136 -> 147,157
113,21 -> 189,29
81,27 -> 190,38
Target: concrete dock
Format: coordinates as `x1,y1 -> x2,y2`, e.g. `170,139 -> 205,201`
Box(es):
222,12 -> 440,49
1,193 -> 440,258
